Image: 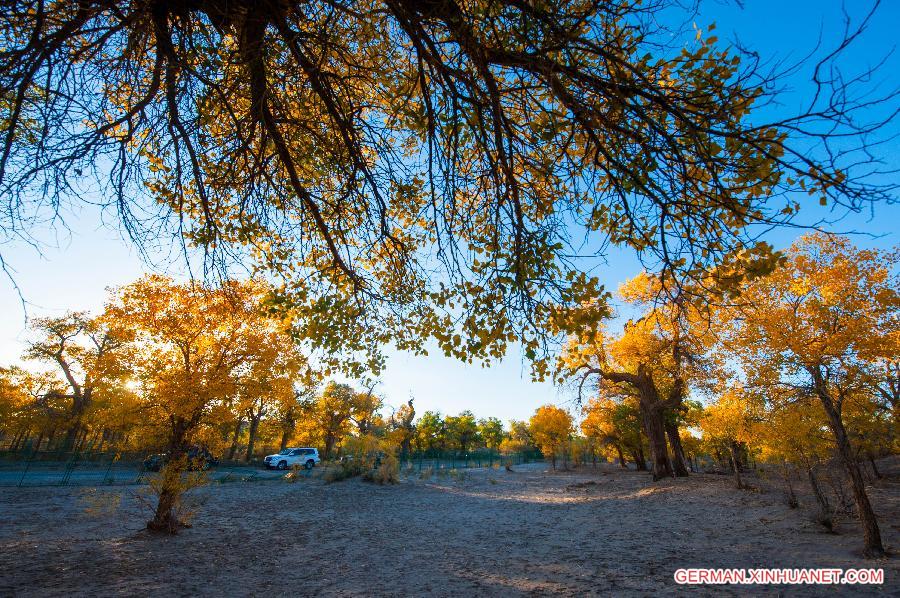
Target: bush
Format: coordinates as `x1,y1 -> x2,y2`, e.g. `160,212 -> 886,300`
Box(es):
325,434 -> 400,484
365,451 -> 399,485
324,463 -> 359,483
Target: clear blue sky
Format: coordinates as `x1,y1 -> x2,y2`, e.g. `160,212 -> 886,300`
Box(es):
1,0 -> 898,423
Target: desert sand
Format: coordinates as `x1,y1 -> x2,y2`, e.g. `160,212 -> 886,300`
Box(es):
0,462 -> 897,596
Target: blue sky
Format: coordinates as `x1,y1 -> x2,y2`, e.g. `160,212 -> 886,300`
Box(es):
1,0 -> 898,424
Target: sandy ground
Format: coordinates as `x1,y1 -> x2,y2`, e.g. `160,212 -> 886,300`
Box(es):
0,462 -> 898,597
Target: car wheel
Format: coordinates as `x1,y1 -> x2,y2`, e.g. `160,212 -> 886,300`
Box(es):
305,460 -> 314,470
277,460 -> 288,470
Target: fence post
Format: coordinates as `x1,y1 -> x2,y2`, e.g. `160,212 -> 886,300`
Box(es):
61,450 -> 79,486
103,453 -> 117,485
17,446 -> 37,488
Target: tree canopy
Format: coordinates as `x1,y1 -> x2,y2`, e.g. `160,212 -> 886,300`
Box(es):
2,0 -> 895,375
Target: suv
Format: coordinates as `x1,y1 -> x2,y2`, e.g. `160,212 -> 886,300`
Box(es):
143,446 -> 219,472
264,447 -> 320,470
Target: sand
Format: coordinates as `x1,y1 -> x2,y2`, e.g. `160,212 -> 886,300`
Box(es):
0,462 -> 897,596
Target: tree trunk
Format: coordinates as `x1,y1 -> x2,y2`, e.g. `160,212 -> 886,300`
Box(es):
781,462 -> 798,508
64,391 -> 91,451
63,424 -> 80,452
280,429 -> 291,451
815,379 -> 884,557
729,441 -> 743,489
147,420 -> 190,534
615,444 -> 628,469
639,400 -> 673,480
324,433 -> 336,461
226,419 -> 242,460
665,420 -> 689,477
630,447 -> 647,471
245,413 -> 261,462
807,463 -> 833,530
868,456 -> 882,480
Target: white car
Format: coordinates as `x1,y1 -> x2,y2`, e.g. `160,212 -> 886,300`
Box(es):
264,447 -> 320,470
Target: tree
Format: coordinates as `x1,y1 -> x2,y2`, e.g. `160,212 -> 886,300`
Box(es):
233,317 -> 310,462
3,1 -> 894,379
388,399 -> 416,456
501,419 -> 535,456
445,410 -> 479,453
581,395 -> 646,470
529,405 -> 573,469
725,234 -> 898,557
477,417 -> 504,451
561,270 -> 729,479
414,411 -> 445,453
0,366 -> 67,450
311,382 -> 357,460
24,312 -> 129,450
106,275 -> 261,532
351,383 -> 385,437
700,385 -> 762,489
561,318 -> 678,480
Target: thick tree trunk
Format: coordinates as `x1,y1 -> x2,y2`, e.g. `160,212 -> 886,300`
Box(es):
615,444 -> 628,469
639,400 -> 673,480
280,429 -> 291,451
814,377 -> 884,557
665,420 -> 689,477
324,433 -> 336,461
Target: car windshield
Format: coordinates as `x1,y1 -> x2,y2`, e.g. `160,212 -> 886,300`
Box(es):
278,449 -> 291,455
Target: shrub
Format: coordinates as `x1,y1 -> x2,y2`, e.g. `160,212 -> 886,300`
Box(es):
448,468 -> 466,482
365,451 -> 399,485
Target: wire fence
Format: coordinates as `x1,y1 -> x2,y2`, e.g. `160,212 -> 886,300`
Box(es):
397,448 -> 544,472
0,447 -> 545,488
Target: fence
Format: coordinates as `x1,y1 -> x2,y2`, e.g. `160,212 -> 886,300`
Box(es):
398,448 -> 544,472
0,447 -> 544,487
0,448 -> 290,488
